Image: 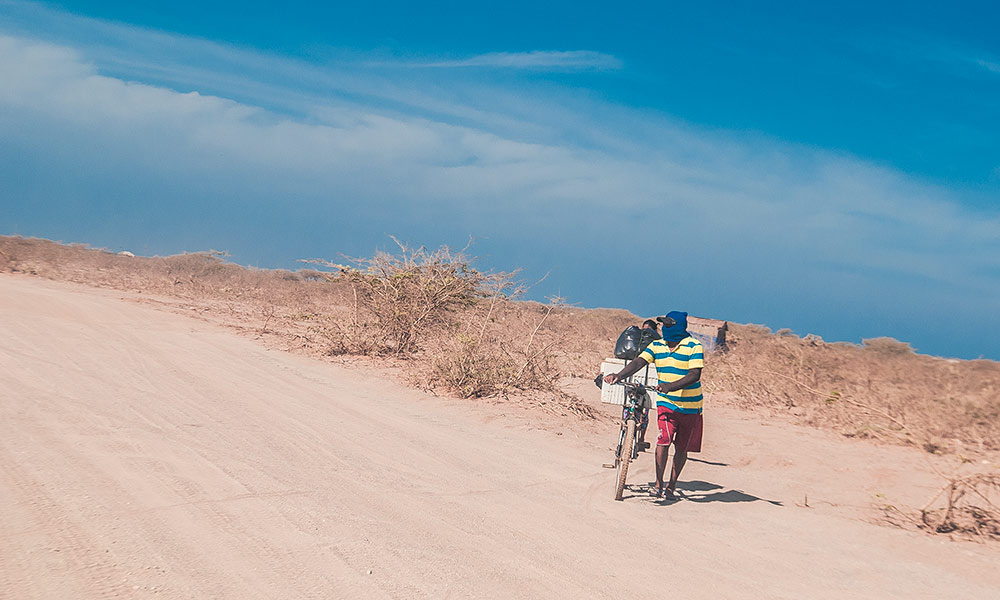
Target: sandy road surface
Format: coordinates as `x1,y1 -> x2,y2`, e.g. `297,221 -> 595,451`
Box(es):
2,275 -> 999,599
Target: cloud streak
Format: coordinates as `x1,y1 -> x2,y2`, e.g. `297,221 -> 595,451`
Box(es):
412,50 -> 622,70
976,58 -> 1000,74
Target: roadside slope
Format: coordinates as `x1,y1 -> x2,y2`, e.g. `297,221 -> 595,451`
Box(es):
2,275 -> 998,599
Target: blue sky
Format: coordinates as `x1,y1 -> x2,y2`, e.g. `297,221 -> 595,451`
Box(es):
1,0 -> 998,359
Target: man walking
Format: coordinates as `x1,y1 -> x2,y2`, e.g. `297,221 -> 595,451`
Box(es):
605,311 -> 704,498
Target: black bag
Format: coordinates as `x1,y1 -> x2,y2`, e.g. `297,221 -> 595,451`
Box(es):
614,326 -> 643,361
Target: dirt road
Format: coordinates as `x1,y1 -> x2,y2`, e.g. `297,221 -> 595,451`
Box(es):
2,275 -> 998,599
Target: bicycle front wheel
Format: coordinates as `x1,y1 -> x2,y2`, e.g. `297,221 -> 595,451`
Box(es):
614,418 -> 636,501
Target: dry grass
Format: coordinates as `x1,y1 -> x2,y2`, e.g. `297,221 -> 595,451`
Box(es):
3,234 -> 997,451
883,469 -> 1000,542
0,235 -> 357,356
709,323 -> 1000,455
0,236 -> 605,414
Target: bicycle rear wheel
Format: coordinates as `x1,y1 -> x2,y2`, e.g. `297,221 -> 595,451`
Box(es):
614,418 -> 636,501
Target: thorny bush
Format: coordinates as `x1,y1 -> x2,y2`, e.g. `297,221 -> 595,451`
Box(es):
306,240 -> 566,399
883,470 -> 1000,542
306,239 -> 485,356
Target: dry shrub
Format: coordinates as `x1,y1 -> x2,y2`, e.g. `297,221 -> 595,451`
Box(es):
862,336 -> 915,355
883,470 -> 1000,542
301,239 -> 569,400
920,472 -> 1000,540
304,239 -> 486,356
430,336 -> 540,398
426,294 -> 561,398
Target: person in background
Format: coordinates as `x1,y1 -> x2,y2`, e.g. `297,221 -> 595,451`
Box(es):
639,319 -> 660,343
605,311 -> 704,498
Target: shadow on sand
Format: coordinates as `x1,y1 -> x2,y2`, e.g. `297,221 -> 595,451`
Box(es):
622,480 -> 783,506
687,457 -> 729,467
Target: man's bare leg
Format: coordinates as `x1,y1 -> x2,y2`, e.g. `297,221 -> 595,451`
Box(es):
654,445 -> 669,490
667,449 -> 688,494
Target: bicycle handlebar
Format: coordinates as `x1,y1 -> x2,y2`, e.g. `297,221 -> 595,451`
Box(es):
612,380 -> 658,392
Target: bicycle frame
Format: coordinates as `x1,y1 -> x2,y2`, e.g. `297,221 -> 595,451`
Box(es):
610,379 -> 656,500
614,381 -> 652,463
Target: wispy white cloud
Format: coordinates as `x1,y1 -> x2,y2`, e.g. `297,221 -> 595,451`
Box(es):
411,50 -> 622,70
2,31 -> 994,279
976,58 -> 1000,74
909,35 -> 1000,80
851,28 -> 1000,86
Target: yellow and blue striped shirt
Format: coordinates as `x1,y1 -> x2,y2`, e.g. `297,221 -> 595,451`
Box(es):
639,336 -> 705,414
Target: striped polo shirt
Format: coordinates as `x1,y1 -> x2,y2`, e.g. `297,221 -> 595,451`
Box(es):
639,336 -> 705,414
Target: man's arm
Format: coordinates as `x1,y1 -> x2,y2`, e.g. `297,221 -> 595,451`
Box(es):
603,357 -> 649,385
655,368 -> 702,394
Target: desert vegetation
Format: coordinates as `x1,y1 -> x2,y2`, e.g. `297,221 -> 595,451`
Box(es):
299,239 -> 590,403
0,236 -> 621,411
2,235 -> 997,448
2,235 -> 998,539
881,469 -> 1000,542
710,325 -> 999,455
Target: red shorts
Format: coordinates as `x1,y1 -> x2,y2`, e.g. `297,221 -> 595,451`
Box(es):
656,407 -> 703,453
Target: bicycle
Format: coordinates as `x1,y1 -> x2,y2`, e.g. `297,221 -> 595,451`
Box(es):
609,380 -> 656,501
